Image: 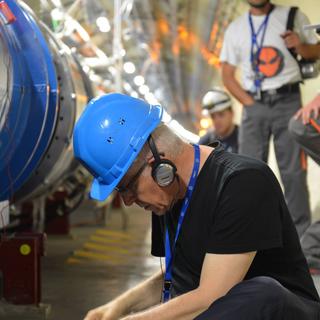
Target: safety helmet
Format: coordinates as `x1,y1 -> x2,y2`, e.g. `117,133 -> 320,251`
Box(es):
201,88 -> 232,114
73,93 -> 163,201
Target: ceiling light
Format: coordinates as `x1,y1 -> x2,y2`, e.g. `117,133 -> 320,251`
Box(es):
82,65 -> 90,73
51,8 -> 63,21
138,84 -> 149,95
133,75 -> 145,86
200,118 -> 211,129
123,83 -> 131,92
123,61 -> 136,74
96,16 -> 111,33
144,92 -> 158,105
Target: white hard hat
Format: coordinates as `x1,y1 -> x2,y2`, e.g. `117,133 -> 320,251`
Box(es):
201,88 -> 232,114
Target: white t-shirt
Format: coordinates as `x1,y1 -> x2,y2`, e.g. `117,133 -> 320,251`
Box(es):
220,5 -> 318,91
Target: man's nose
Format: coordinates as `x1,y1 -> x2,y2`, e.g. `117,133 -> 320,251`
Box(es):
120,192 -> 136,206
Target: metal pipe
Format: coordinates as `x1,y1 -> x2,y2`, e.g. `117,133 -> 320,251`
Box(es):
113,0 -> 123,92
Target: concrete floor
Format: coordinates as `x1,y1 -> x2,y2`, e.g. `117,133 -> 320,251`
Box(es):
42,201 -> 159,320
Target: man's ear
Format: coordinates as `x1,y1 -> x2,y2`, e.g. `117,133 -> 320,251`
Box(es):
146,155 -> 155,165
146,152 -> 164,165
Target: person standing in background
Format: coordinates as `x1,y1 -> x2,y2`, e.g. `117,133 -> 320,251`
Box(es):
220,0 -> 319,237
289,94 -> 320,167
199,88 -> 239,153
289,94 -> 320,273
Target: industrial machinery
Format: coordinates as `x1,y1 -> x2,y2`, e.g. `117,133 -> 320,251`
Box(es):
0,0 -> 94,311
0,0 -> 92,206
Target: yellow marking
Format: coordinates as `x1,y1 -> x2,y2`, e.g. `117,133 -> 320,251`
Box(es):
20,244 -> 31,256
66,257 -> 82,264
83,242 -> 130,254
95,229 -> 135,239
89,237 -> 144,255
73,250 -> 123,263
90,235 -> 137,246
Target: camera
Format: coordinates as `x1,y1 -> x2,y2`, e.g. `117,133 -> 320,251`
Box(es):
300,23 -> 320,79
299,59 -> 320,79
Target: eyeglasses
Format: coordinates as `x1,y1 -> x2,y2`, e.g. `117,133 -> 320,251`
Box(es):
115,161 -> 148,194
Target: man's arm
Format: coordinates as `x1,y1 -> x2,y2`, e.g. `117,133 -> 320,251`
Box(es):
296,43 -> 320,60
281,30 -> 320,60
221,62 -> 255,106
294,94 -> 320,124
84,270 -> 163,320
121,251 -> 256,320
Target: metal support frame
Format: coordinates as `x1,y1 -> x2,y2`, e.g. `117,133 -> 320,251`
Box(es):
113,0 -> 123,92
0,233 -> 45,305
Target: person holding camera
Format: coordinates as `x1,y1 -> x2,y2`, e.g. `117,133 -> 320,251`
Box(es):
289,94 -> 320,167
289,93 -> 320,273
220,0 -> 320,237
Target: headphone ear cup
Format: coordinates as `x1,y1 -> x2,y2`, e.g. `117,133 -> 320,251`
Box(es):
152,160 -> 177,187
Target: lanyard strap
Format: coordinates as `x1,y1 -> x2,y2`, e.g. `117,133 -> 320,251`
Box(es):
249,14 -> 269,60
248,7 -> 273,90
163,144 -> 200,302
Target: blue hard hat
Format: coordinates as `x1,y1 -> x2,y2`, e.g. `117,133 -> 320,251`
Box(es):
73,93 -> 163,201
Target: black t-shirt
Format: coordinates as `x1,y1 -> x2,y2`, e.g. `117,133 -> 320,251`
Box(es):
152,144 -> 319,302
199,125 -> 238,153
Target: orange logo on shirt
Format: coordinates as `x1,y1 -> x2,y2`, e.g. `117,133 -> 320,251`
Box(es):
252,46 -> 284,78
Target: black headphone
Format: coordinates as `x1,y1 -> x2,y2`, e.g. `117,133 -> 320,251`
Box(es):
147,135 -> 177,187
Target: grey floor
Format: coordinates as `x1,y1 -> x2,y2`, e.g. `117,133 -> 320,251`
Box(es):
42,202 -> 160,320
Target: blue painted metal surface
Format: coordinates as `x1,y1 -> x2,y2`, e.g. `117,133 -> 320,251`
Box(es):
0,0 -> 58,200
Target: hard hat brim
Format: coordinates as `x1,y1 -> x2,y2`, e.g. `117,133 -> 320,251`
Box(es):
90,178 -> 113,201
205,102 -> 232,114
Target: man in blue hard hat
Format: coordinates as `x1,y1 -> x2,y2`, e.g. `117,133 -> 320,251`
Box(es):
74,93 -> 320,320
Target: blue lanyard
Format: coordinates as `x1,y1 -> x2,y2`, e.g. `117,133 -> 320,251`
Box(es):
163,144 -> 200,302
248,10 -> 271,89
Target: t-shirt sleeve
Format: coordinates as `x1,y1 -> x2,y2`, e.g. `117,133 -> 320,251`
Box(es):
294,10 -> 318,44
151,213 -> 165,257
206,170 -> 283,254
220,23 -> 240,66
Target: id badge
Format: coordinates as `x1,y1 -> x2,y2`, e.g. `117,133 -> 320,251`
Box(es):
254,73 -> 263,100
254,87 -> 261,100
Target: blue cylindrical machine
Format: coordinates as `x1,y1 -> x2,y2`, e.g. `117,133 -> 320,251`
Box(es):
0,0 -> 92,203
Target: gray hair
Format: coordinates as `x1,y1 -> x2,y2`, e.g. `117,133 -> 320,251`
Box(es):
127,123 -> 185,177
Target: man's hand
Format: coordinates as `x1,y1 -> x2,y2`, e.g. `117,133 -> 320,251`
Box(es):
243,95 -> 255,107
221,62 -> 255,106
281,31 -> 320,60
281,30 -> 302,50
294,94 -> 320,125
83,271 -> 163,320
84,302 -> 124,320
